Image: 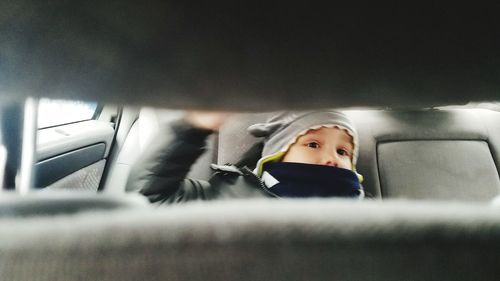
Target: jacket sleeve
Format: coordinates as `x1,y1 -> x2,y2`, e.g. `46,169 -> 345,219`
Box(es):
125,119 -> 214,204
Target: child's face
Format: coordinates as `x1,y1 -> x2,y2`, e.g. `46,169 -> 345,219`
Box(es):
281,127 -> 354,170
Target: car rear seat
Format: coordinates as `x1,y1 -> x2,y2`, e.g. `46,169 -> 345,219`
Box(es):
109,108 -> 500,202
3,199 -> 500,281
103,107 -> 217,193
217,109 -> 500,201
347,109 -> 500,201
11,108 -> 496,281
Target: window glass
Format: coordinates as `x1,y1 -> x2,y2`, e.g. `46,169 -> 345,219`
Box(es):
37,99 -> 98,129
436,102 -> 500,111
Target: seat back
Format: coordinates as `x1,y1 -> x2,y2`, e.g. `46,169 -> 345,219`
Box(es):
103,108 -> 216,193
345,109 -> 500,201
3,200 -> 500,281
217,109 -> 500,201
111,108 -> 500,201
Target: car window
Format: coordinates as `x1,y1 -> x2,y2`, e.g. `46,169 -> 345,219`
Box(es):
33,98 -> 114,191
436,102 -> 500,111
37,98 -> 98,129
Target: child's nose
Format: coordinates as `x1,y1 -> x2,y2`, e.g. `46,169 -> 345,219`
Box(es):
324,160 -> 338,167
323,153 -> 339,167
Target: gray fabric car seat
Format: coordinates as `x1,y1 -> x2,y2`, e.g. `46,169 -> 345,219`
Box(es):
345,109 -> 500,201
107,108 -> 500,202
217,112 -> 274,166
217,109 -> 500,201
103,107 -> 216,193
3,199 -> 500,281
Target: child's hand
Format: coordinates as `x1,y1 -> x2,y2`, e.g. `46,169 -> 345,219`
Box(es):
184,111 -> 232,131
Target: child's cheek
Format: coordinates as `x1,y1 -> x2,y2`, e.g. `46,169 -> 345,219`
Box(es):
342,159 -> 353,170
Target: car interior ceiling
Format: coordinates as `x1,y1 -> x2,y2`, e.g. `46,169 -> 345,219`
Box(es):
2,2 -> 500,110
1,2 -> 500,280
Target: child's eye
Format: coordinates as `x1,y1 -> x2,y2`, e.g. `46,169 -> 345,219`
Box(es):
306,142 -> 320,149
337,149 -> 350,156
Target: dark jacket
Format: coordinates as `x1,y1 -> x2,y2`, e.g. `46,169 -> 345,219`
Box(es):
126,120 -> 275,204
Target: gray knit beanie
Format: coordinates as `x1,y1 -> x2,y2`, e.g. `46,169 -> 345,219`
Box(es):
248,111 -> 359,176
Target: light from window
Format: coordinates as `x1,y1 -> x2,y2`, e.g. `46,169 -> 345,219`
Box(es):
37,99 -> 98,129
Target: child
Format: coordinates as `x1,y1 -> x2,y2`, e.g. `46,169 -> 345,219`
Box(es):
126,110 -> 364,204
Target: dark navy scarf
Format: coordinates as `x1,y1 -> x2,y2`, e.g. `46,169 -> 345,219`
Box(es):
263,162 -> 363,198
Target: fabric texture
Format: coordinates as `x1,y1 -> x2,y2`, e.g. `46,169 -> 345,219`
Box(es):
263,162 -> 363,198
2,199 -> 500,281
378,140 -> 500,201
343,109 -> 500,199
126,119 -> 274,204
126,118 -> 367,205
247,111 -> 359,176
43,160 -> 106,192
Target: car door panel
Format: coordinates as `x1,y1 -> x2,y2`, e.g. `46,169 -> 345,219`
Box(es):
35,120 -> 114,189
37,120 -> 114,161
35,143 -> 106,187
